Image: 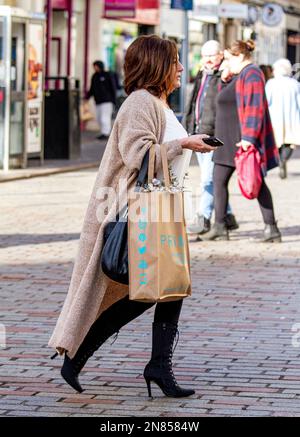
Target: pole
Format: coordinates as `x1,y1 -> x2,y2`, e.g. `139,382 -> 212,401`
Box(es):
84,0 -> 90,96
3,15 -> 12,172
67,0 -> 73,77
180,9 -> 189,116
45,0 -> 52,90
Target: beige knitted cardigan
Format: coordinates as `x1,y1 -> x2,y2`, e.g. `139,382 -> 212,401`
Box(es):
48,89 -> 183,358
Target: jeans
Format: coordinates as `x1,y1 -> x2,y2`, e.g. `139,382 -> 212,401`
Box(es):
196,151 -> 232,220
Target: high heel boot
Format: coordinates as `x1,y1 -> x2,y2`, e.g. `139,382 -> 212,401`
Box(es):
58,327 -> 120,394
52,296 -> 154,393
143,322 -> 195,398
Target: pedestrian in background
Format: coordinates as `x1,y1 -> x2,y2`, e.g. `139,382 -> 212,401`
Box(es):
203,40 -> 282,243
86,60 -> 116,141
266,58 -> 300,179
259,64 -> 273,82
49,35 -> 215,398
184,40 -> 238,239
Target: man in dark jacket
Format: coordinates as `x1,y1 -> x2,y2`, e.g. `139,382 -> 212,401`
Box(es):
86,61 -> 116,140
184,40 -> 238,238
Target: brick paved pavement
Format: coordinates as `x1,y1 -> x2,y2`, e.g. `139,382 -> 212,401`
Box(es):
0,149 -> 300,417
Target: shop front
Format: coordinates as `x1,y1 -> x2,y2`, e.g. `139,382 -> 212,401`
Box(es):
0,6 -> 45,171
286,12 -> 300,67
101,0 -> 160,85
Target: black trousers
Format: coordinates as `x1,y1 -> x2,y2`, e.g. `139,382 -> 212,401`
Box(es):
99,296 -> 183,330
99,295 -> 183,327
213,163 -> 276,225
79,296 -> 183,353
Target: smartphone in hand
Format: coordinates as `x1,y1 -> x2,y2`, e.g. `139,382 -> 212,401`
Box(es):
202,137 -> 224,147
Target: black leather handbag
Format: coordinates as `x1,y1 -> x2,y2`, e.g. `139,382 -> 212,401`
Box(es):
101,150 -> 151,285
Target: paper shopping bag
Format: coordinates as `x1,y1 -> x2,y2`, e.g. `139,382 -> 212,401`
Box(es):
128,144 -> 192,303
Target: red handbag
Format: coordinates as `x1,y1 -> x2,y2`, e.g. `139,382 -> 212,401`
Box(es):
234,144 -> 262,200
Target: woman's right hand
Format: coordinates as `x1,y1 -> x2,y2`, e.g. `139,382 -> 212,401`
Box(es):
181,135 -> 217,153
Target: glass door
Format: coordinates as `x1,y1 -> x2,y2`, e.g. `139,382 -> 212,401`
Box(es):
9,19 -> 26,167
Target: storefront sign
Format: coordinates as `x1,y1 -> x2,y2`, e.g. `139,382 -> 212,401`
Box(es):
192,4 -> 218,19
218,4 -> 248,19
138,0 -> 159,8
52,0 -> 69,9
27,23 -> 44,154
171,0 -> 193,12
104,0 -> 136,19
121,0 -> 160,25
262,3 -> 284,27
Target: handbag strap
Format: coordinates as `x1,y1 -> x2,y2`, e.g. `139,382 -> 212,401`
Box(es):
147,144 -> 171,188
136,149 -> 150,188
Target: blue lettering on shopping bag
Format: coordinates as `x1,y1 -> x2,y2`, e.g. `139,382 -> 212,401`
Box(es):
139,272 -> 147,286
138,220 -> 147,230
160,234 -> 187,267
139,260 -> 148,269
172,252 -> 187,266
160,234 -> 185,248
136,208 -> 149,286
139,233 -> 147,243
138,246 -> 147,255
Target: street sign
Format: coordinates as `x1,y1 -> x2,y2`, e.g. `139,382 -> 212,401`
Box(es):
171,0 -> 193,11
103,0 -> 136,19
218,3 -> 248,19
192,4 -> 218,18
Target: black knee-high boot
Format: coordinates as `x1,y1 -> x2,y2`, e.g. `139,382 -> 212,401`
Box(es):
144,322 -> 195,398
55,296 -> 154,393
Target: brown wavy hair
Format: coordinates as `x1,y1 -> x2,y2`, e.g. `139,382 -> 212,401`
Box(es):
124,35 -> 178,97
227,39 -> 256,60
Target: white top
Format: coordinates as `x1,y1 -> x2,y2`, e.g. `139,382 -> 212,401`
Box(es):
158,108 -> 192,186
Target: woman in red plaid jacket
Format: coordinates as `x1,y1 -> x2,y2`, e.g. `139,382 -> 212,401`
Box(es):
203,40 -> 282,243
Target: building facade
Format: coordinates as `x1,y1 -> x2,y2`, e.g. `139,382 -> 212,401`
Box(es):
217,0 -> 300,66
1,0 -> 299,170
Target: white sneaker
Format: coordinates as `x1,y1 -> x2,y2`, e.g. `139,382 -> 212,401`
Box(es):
187,214 -> 211,235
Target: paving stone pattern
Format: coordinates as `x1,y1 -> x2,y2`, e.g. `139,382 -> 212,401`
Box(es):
0,150 -> 300,417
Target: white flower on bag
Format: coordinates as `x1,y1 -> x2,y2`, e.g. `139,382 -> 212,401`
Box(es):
143,165 -> 183,193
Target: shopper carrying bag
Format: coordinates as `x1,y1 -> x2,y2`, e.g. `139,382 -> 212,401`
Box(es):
49,35 -> 215,398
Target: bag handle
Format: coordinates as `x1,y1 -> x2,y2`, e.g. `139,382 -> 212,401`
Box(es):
148,144 -> 171,188
160,143 -> 171,188
148,145 -> 155,184
136,149 -> 150,188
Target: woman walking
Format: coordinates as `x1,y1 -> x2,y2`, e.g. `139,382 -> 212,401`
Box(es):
203,40 -> 281,243
49,35 -> 215,398
265,58 -> 300,179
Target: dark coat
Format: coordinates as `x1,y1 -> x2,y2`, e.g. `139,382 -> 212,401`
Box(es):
183,69 -> 221,136
236,64 -> 279,174
213,76 -> 241,167
87,71 -> 116,105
